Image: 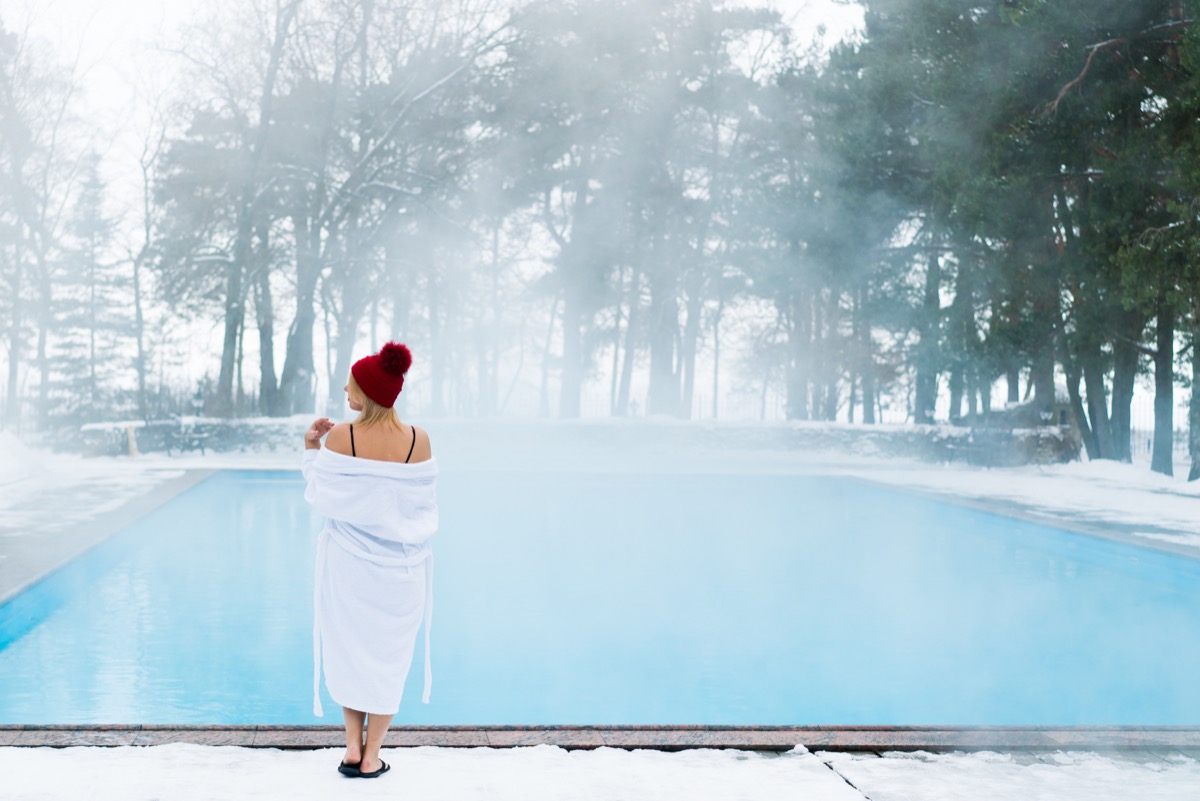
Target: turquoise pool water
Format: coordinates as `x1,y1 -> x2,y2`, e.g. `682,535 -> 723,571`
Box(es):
1,469 -> 1198,725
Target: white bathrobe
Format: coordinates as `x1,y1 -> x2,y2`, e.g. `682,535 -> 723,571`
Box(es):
302,446 -> 438,717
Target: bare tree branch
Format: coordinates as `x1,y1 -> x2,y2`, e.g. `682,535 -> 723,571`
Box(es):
1044,19 -> 1194,116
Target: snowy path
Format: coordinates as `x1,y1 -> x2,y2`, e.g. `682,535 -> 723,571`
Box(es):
0,435 -> 184,540
0,744 -> 1196,801
830,457 -> 1200,553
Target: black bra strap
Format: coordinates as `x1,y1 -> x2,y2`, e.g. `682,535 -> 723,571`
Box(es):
405,426 -> 417,463
349,424 -> 356,457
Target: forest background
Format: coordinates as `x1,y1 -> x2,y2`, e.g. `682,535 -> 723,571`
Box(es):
2,0 -> 1200,477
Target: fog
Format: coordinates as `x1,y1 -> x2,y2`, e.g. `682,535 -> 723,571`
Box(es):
4,0 -> 1200,737
0,0 -> 1196,478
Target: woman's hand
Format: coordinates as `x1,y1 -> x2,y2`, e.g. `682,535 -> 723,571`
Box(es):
305,417 -> 334,449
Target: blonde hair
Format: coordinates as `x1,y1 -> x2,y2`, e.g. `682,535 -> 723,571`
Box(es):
347,374 -> 403,429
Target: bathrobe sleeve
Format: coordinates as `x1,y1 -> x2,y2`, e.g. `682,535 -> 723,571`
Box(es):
301,448 -> 349,520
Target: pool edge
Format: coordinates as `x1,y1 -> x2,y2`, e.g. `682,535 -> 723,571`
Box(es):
847,476 -> 1200,562
0,469 -> 218,606
2,724 -> 1198,752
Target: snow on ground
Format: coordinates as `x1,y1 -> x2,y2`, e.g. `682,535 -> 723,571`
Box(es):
0,744 -> 1196,801
0,432 -> 43,485
0,434 -> 184,540
825,455 -> 1200,551
0,744 -> 859,801
823,749 -> 1200,801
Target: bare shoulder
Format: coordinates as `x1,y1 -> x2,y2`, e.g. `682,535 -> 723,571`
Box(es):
325,423 -> 353,456
411,425 -> 433,463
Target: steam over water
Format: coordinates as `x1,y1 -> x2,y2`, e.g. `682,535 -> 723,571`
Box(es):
2,436 -> 1198,725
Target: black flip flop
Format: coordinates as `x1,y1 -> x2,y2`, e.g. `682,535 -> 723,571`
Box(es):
338,760 -> 362,777
358,760 -> 390,779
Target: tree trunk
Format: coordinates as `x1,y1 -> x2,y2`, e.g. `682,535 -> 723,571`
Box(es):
428,269 -> 446,416
4,257 -> 21,430
966,367 -> 978,419
235,306 -> 246,413
319,278 -> 336,415
253,256 -> 279,416
132,251 -> 148,419
858,284 -> 876,424
1151,287 -> 1175,476
948,369 -> 964,421
386,245 -> 412,418
481,228 -> 501,417
913,256 -> 941,423
559,281 -> 583,418
610,265 -> 625,415
810,292 -> 823,418
785,287 -> 812,420
823,289 -> 839,420
1083,351 -> 1115,459
646,265 -> 679,416
35,262 -> 50,429
1189,314 -> 1200,481
330,311 -> 361,414
679,278 -> 702,420
87,247 -> 97,413
712,296 -> 724,419
947,263 -> 972,422
327,233 -> 373,412
278,219 -> 321,415
616,270 -> 640,417
1109,335 -> 1138,462
1067,370 -> 1095,458
1030,271 -> 1057,414
1060,334 -> 1097,459
539,299 -> 558,417
214,247 -> 246,416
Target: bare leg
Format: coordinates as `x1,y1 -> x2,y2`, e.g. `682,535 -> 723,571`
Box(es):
361,713 -> 394,773
342,707 -> 365,765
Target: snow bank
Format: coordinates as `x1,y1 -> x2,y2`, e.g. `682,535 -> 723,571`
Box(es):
0,431 -> 43,486
0,744 -> 1195,801
0,744 -> 860,801
823,749 -> 1200,801
839,455 -> 1200,546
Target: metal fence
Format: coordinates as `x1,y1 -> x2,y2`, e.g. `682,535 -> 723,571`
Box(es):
1128,428 -> 1191,461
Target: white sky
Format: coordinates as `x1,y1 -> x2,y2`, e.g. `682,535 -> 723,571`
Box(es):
5,0 -> 862,218
10,0 -> 864,142
5,0 -> 864,261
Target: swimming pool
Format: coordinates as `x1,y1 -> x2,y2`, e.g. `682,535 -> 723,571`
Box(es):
1,469 -> 1198,725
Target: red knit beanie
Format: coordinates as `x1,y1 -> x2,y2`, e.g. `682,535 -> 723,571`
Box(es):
351,342 -> 412,408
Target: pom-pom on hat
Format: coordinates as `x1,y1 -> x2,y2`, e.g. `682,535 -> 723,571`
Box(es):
351,342 -> 412,408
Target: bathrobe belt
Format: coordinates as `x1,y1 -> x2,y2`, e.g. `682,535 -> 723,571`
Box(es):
312,530 -> 434,717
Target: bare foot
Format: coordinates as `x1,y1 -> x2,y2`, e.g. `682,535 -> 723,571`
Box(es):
360,754 -> 382,774
343,746 -> 362,766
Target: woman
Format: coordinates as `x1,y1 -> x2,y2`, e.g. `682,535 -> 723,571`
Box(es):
302,341 -> 437,779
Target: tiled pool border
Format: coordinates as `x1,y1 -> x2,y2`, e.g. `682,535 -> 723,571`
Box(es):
1,725 -> 1199,752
